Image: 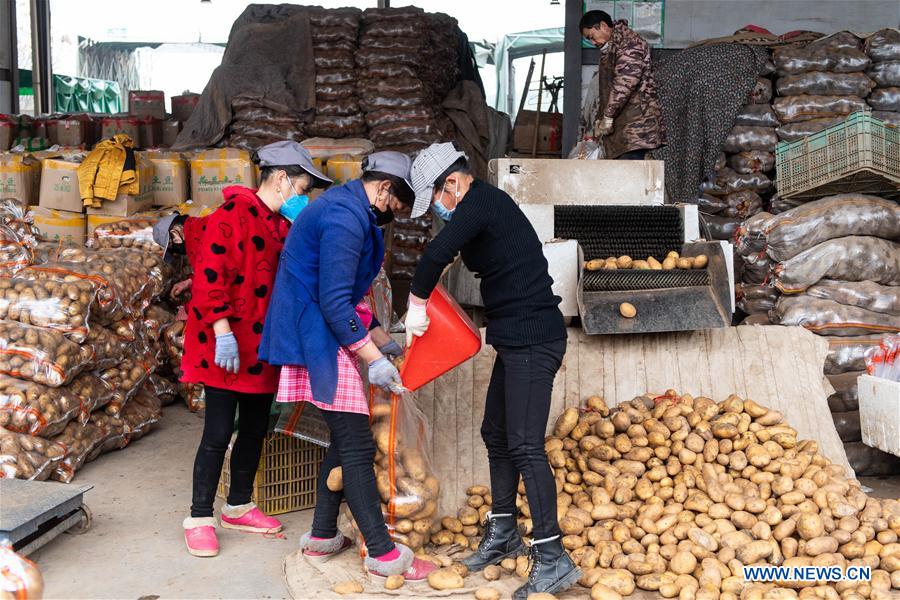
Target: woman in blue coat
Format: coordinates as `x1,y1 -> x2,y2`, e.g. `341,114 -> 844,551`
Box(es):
259,152 -> 436,582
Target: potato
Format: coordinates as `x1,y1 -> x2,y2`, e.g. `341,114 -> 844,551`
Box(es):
594,569 -> 636,596
384,575 -> 404,590
617,256 -> 633,269
670,550 -> 698,574
804,536 -> 839,556
797,513 -> 825,541
332,581 -> 363,594
592,584 -> 624,600
441,517 -> 463,534
450,563 -> 469,578
619,303 -> 637,318
662,257 -> 677,270
500,557 -> 517,572
676,258 -> 692,269
427,569 -> 464,590
483,564 -> 501,581
648,257 -> 663,270
327,467 -> 343,492
693,255 -> 708,269
586,259 -> 605,271
554,408 -> 580,438
459,506 -> 480,526
633,260 -> 650,270
475,588 -> 500,600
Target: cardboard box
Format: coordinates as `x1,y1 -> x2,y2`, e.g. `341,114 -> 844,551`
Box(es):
325,154 -> 362,186
143,151 -> 189,206
0,119 -> 16,151
31,207 -> 86,245
0,153 -> 39,205
48,118 -> 87,147
168,201 -> 216,217
137,117 -> 161,149
101,115 -> 141,145
39,158 -> 83,212
190,148 -> 256,205
161,119 -> 181,147
87,156 -> 154,216
512,110 -> 562,154
171,93 -> 200,122
129,90 -> 166,120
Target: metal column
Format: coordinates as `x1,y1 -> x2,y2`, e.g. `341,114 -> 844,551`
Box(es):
30,0 -> 52,114
561,0 -> 584,157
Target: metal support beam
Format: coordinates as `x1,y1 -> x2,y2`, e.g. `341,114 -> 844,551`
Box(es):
561,0 -> 583,157
5,0 -> 19,113
377,0 -> 390,7
30,0 -> 52,114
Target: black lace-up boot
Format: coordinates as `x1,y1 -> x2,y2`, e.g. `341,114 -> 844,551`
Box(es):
460,512 -> 524,572
512,536 -> 581,599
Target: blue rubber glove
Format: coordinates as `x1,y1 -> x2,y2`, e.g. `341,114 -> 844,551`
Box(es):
378,340 -> 404,360
214,333 -> 240,373
368,356 -> 405,394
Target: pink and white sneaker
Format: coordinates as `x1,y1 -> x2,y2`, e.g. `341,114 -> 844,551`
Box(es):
299,532 -> 354,562
183,517 -> 219,557
219,503 -> 283,534
365,544 -> 438,582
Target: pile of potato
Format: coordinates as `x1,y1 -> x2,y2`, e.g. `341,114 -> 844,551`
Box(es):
339,401 -> 441,553
505,393 -> 900,599
586,252 -> 708,272
431,485 -> 494,550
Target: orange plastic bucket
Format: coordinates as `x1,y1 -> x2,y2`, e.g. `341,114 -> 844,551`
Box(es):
399,283 -> 481,391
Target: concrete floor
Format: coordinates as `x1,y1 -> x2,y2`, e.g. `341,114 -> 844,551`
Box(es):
27,403 -> 900,600
31,404 -> 313,600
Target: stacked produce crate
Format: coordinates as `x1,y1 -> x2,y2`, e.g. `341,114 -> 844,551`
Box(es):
0,200 -> 191,482
864,29 -> 900,126
735,194 -> 900,476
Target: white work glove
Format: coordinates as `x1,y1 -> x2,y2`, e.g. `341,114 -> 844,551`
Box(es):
594,116 -> 614,137
214,332 -> 240,374
404,298 -> 430,347
368,356 -> 405,394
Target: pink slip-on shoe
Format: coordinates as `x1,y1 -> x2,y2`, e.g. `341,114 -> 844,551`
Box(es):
183,517 -> 219,557
219,503 -> 283,534
299,532 -> 354,561
365,544 -> 438,582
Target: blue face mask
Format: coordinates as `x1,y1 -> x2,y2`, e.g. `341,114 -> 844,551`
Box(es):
278,176 -> 309,222
431,186 -> 456,222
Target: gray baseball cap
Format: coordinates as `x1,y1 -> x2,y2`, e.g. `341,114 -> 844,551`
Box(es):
363,151 -> 414,200
257,140 -> 332,188
152,213 -> 186,263
409,142 -> 467,218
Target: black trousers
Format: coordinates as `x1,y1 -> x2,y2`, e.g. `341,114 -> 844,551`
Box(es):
190,386 -> 273,518
618,149 -> 647,160
311,409 -> 394,557
481,339 -> 566,540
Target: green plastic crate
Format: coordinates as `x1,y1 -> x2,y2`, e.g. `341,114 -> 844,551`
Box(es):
776,111 -> 900,203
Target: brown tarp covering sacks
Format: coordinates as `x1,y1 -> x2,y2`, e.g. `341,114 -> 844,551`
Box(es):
173,4 -> 316,150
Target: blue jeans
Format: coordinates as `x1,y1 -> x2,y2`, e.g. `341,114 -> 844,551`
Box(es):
311,409 -> 394,557
481,339 -> 567,539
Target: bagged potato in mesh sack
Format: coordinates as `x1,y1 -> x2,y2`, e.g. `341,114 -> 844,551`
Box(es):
89,218 -> 159,252
697,194 -> 728,215
122,388 -> 162,443
774,236 -> 900,293
771,295 -> 900,336
734,211 -> 774,256
180,383 -> 205,412
714,168 -> 773,194
827,371 -> 862,412
772,95 -> 867,123
736,283 -> 780,315
146,373 -> 179,406
17,261 -> 128,324
775,71 -> 875,97
762,194 -> 900,262
721,126 -> 777,153
774,46 -> 870,76
727,150 -> 775,174
831,410 -> 860,443
733,104 -> 780,128
871,110 -> 900,126
721,191 -> 763,219
0,320 -> 88,387
699,213 -> 743,242
866,59 -> 900,87
867,86 -> 900,111
742,254 -> 774,285
88,410 -> 128,458
313,50 -> 355,71
825,333 -> 894,375
807,279 -> 900,316
0,427 -> 66,480
101,358 -> 154,417
776,117 -> 847,142
0,276 -> 94,343
747,77 -> 773,104
0,223 -> 32,274
865,28 -> 900,62
0,375 -> 86,437
50,420 -> 108,482
79,325 -> 126,370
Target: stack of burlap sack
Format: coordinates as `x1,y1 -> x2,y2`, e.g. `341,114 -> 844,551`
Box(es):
734,194 -> 900,476
864,28 -> 900,126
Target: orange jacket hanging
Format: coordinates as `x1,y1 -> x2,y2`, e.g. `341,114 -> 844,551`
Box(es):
77,134 -> 139,208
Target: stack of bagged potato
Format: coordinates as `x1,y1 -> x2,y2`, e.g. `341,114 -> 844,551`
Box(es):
863,29 -> 900,126
0,205 -> 179,483
435,393 -> 900,598
734,194 -> 900,477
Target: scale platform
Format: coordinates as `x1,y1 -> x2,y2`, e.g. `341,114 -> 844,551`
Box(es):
0,479 -> 93,555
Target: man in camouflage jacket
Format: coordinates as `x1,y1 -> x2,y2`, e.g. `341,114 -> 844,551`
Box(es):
581,11 -> 666,159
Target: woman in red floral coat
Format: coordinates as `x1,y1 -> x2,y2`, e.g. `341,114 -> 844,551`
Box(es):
169,141 -> 331,557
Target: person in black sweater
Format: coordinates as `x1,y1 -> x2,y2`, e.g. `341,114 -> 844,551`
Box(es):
405,143 -> 578,599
